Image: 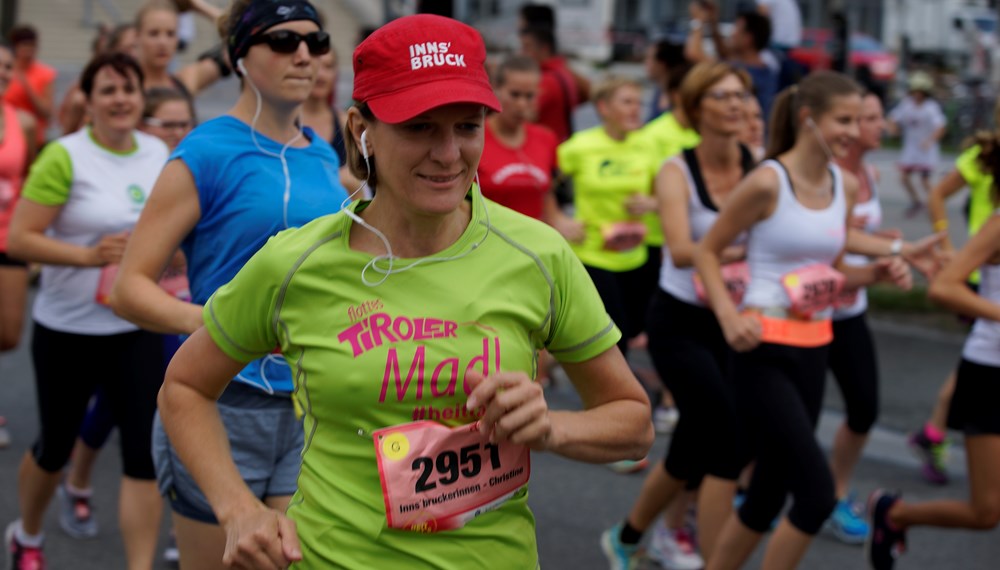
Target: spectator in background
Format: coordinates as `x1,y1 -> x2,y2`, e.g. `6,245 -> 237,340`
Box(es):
686,6 -> 777,123
519,25 -> 590,143
756,0 -> 802,52
887,71 -> 946,218
644,39 -> 688,122
4,26 -> 56,146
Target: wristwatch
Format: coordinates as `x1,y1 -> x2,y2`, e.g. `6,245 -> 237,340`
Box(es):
889,239 -> 903,256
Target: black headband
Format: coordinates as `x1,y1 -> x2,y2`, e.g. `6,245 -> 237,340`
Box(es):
227,0 -> 321,73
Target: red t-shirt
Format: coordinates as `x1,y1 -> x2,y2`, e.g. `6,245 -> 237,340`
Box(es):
0,103 -> 27,252
479,123 -> 557,220
3,61 -> 56,145
535,57 -> 580,143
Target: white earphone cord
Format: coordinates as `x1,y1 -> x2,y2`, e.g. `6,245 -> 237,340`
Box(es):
240,59 -> 303,229
339,158 -> 491,287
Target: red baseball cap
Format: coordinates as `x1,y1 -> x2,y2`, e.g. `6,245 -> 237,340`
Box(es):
352,14 -> 501,124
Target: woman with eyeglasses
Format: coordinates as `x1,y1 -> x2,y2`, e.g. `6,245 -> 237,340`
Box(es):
109,1 -> 347,568
693,72 -> 913,570
5,51 -> 170,570
602,62 -> 756,570
139,87 -> 195,149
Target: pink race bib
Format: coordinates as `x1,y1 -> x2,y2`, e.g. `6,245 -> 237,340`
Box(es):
781,264 -> 845,318
601,221 -> 647,252
694,261 -> 750,306
95,264 -> 191,306
373,421 -> 530,533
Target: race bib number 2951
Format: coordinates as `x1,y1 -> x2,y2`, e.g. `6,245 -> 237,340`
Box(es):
373,421 -> 530,533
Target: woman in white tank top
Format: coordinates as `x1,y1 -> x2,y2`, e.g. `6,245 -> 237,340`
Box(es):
866,211 -> 1000,567
692,72 -> 913,570
824,92 -> 947,544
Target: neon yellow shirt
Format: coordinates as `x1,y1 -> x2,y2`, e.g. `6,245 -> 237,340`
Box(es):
558,126 -> 657,271
203,191 -> 620,569
956,145 -> 997,284
639,113 -> 701,247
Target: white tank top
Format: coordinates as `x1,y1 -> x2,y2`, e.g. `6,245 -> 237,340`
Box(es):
963,212 -> 1000,367
834,165 -> 882,320
660,147 -> 752,306
743,160 -> 848,315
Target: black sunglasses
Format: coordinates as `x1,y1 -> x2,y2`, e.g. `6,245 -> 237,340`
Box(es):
249,30 -> 331,56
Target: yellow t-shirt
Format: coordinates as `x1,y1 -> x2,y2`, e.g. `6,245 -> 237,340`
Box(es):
955,145 -> 997,284
557,126 -> 657,271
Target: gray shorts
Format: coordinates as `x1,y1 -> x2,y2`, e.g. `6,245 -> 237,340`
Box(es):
152,382 -> 303,524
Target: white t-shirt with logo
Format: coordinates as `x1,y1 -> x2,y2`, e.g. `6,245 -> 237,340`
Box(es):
757,0 -> 802,48
21,128 -> 169,334
888,96 -> 946,169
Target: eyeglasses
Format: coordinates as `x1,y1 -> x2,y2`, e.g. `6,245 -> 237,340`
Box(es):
704,90 -> 752,103
249,30 -> 331,56
143,117 -> 192,131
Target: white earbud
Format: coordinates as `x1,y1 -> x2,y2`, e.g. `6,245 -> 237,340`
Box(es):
237,58 -> 246,75
360,130 -> 369,160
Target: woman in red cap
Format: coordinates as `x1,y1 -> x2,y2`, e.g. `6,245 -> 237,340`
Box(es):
158,13 -> 653,569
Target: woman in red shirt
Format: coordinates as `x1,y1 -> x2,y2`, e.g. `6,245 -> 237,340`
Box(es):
480,55 -> 581,239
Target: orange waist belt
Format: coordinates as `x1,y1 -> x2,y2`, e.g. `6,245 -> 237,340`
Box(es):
747,312 -> 833,348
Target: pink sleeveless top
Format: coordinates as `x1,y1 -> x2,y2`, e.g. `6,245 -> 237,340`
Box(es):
0,103 -> 27,252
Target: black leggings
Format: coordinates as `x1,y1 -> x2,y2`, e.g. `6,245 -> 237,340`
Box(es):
646,290 -> 746,481
30,322 -> 164,479
736,342 -> 837,535
585,264 -> 651,356
829,313 -> 879,434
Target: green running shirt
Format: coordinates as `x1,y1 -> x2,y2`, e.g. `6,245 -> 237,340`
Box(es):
557,126 -> 658,271
203,191 -> 620,569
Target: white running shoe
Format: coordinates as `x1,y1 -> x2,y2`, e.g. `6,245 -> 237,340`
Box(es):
653,406 -> 679,434
648,524 -> 704,570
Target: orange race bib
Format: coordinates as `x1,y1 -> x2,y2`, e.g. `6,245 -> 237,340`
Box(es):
601,221 -> 647,252
95,264 -> 190,306
693,261 -> 750,307
373,421 -> 530,533
781,264 -> 845,318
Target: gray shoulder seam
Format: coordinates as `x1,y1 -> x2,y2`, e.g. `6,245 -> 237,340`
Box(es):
271,230 -> 344,342
484,221 -> 556,343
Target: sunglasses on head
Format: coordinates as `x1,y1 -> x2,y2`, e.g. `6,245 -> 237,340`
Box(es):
249,30 -> 331,56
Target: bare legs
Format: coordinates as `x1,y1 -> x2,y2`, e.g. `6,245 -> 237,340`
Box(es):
890,435 -> 1000,530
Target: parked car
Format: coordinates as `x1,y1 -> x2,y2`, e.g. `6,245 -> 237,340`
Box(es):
789,29 -> 898,82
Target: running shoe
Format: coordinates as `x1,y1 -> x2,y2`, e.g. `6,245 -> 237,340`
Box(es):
600,523 -> 639,570
5,522 -> 45,570
56,485 -> 98,539
907,430 -> 949,485
606,457 -> 650,474
648,524 -> 704,570
653,406 -> 680,434
865,489 -> 906,570
163,531 -> 179,564
825,495 -> 869,545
